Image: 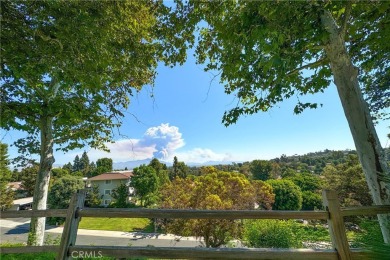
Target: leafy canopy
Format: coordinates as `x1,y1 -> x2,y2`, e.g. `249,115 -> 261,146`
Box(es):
1,0 -> 185,157
165,1 -> 389,124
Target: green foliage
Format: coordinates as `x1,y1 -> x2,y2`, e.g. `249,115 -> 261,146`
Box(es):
1,1 -> 184,155
322,155 -> 372,206
79,151 -> 90,175
148,158 -> 170,186
243,220 -> 301,248
0,143 -> 14,210
288,173 -> 323,192
20,165 -> 39,197
301,191 -> 323,211
250,160 -> 273,181
47,175 -> 84,224
170,156 -> 189,180
165,1 -> 389,124
266,179 -> 303,210
111,183 -> 129,208
96,158 -> 113,175
159,170 -> 275,247
48,175 -> 84,209
85,184 -> 102,208
352,219 -> 390,258
130,165 -> 159,207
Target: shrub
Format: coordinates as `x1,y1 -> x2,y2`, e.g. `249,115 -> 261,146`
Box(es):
301,191 -> 323,210
266,179 -> 302,210
243,219 -> 301,248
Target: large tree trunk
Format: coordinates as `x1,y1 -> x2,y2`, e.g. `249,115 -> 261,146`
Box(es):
321,11 -> 390,243
28,114 -> 54,246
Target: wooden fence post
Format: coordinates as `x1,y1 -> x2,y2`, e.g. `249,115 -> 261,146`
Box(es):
57,189 -> 86,260
322,189 -> 351,260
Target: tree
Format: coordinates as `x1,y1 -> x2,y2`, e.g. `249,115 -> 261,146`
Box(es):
165,1 -> 390,242
50,168 -> 69,187
79,151 -> 90,176
62,162 -> 73,174
111,183 -> 129,208
148,158 -> 169,185
323,155 -> 372,207
130,165 -> 159,207
72,155 -> 81,173
1,1 -> 184,245
159,170 -> 275,247
20,165 -> 39,197
250,160 -> 273,181
0,143 -> 15,211
96,158 -> 113,175
85,184 -> 102,208
266,180 -> 302,211
47,175 -> 84,226
170,156 -> 188,180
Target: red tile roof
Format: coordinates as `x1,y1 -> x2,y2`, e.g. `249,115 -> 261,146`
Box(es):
88,171 -> 133,181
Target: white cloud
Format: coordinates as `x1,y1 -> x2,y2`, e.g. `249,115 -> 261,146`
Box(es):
174,148 -> 234,164
73,123 -> 185,163
62,124 -> 235,165
139,123 -> 185,159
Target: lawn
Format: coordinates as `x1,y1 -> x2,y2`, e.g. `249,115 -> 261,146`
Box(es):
78,217 -> 153,232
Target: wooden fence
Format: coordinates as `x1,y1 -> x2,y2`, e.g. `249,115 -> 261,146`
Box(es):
1,189 -> 390,260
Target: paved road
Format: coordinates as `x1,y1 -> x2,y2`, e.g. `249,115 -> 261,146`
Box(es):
0,218 -> 202,247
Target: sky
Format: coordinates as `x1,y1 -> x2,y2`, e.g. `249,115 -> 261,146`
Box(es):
2,53 -> 389,167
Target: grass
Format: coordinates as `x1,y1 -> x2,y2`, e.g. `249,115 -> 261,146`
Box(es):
78,217 -> 153,232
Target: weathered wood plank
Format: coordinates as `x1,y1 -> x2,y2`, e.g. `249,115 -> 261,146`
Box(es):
57,190 -> 86,260
322,190 -> 352,260
0,245 -> 59,254
69,246 -> 339,260
80,208 -> 329,220
0,209 -> 67,218
341,205 -> 390,217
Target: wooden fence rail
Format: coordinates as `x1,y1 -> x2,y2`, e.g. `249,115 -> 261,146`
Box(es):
1,189 -> 389,260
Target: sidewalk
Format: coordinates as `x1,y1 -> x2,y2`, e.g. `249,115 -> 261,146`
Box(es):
0,218 -> 200,242
48,226 -> 200,241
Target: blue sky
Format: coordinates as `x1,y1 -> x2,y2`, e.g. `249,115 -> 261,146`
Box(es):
2,54 -> 389,166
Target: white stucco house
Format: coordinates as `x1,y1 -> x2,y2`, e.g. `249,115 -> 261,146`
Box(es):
87,171 -> 134,207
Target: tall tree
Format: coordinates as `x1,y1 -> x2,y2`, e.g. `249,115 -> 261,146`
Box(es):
166,1 -> 390,242
72,155 -> 81,173
96,157 -> 113,174
170,156 -> 188,180
0,143 -> 15,211
79,151 -> 90,176
130,165 -> 159,207
148,158 -> 169,185
1,0 -> 184,245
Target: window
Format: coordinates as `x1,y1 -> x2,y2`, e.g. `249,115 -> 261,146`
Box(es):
105,180 -> 112,184
104,189 -> 111,195
104,199 -> 111,205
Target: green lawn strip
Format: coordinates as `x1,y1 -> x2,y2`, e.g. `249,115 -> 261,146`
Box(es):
78,217 -> 153,232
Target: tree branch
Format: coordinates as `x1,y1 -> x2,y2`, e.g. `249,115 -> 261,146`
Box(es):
286,57 -> 327,77
340,1 -> 352,40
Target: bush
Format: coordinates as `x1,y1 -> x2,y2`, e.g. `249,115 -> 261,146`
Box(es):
243,219 -> 301,248
352,219 -> 390,259
301,191 -> 323,210
266,179 -> 302,210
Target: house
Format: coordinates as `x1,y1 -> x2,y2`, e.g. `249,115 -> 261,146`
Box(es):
7,182 -> 27,198
87,171 -> 133,207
